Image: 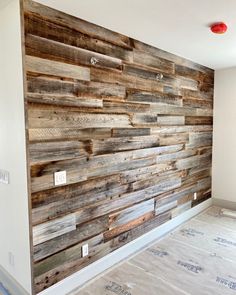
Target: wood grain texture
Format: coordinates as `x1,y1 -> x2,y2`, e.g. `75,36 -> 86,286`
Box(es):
33,213 -> 76,246
25,55 -> 90,81
23,1 -> 214,292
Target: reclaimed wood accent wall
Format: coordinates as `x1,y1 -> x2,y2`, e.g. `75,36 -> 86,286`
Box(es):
23,1 -> 214,293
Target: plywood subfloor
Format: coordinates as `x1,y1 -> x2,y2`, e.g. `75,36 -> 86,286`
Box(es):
70,207 -> 236,295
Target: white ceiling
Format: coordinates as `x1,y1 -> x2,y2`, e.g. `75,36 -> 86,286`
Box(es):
36,0 -> 236,69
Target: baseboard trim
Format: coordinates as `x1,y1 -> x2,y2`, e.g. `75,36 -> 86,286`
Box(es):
38,198 -> 212,295
0,265 -> 29,295
213,198 -> 236,210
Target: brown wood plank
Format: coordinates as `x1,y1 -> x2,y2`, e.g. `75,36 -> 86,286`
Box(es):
104,211 -> 154,241
109,199 -> 155,229
185,116 -> 213,125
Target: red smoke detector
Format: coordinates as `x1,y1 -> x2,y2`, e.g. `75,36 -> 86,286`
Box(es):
211,22 -> 228,34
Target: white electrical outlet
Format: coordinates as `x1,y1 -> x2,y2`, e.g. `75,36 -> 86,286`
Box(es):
194,192 -> 197,200
54,171 -> 67,186
82,244 -> 89,257
8,252 -> 14,267
0,169 -> 10,185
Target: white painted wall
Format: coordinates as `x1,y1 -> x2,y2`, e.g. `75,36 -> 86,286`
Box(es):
0,0 -> 32,293
213,67 -> 236,206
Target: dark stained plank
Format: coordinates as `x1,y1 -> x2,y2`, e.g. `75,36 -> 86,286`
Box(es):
183,97 -> 213,109
185,116 -> 213,125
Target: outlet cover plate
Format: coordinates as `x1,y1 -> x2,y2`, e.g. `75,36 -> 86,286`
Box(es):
82,244 -> 89,257
54,171 -> 67,186
0,170 -> 10,185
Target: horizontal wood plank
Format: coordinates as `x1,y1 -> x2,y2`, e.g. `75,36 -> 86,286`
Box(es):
25,55 -> 90,81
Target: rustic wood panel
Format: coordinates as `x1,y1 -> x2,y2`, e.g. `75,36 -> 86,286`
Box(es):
23,1 -> 214,293
25,55 -> 90,81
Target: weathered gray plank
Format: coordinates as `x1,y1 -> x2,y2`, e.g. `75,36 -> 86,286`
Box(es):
27,93 -> 103,108
133,49 -> 174,74
33,216 -> 109,261
29,128 -> 112,142
127,89 -> 182,106
27,76 -> 126,99
28,107 -> 131,129
33,214 -> 76,246
25,55 -> 90,81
